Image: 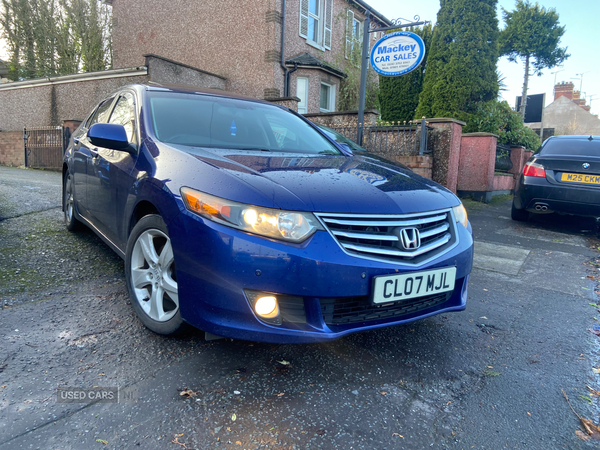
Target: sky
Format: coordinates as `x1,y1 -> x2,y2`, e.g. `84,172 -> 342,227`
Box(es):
1,0 -> 598,117
365,0 -> 600,116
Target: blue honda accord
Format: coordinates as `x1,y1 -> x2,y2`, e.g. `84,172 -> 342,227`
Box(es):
62,84 -> 473,343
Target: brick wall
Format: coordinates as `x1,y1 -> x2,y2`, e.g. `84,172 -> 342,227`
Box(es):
386,155 -> 433,179
0,131 -> 24,166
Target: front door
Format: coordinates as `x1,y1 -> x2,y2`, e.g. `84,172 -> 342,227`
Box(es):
87,92 -> 139,247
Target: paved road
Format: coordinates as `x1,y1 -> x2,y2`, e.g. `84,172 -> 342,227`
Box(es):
0,166 -> 599,449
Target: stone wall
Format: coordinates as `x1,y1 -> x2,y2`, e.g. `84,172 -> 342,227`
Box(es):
427,119 -> 465,192
0,57 -> 228,133
0,131 -> 24,166
144,54 -> 227,90
304,110 -> 380,127
0,69 -> 149,132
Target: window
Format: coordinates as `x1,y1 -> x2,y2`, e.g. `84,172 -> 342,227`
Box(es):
345,10 -> 363,62
109,93 -> 137,144
299,0 -> 332,50
87,97 -> 114,128
320,82 -> 335,112
296,77 -> 309,114
147,92 -> 340,155
308,0 -> 320,42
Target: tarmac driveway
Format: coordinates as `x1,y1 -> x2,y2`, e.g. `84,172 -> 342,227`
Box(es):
0,166 -> 599,449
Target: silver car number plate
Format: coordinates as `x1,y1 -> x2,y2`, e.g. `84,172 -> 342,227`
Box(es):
372,267 -> 456,304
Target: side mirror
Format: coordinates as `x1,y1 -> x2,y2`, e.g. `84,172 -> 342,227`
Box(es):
88,123 -> 133,152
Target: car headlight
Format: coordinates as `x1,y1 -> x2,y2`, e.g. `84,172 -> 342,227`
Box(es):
181,187 -> 323,243
452,203 -> 468,228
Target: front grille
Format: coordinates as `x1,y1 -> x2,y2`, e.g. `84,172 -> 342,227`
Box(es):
320,292 -> 451,325
316,209 -> 457,266
279,297 -> 307,324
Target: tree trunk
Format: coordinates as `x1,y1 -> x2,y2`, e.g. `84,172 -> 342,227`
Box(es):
520,54 -> 530,121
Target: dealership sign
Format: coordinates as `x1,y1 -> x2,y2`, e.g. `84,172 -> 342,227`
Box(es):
370,31 -> 426,77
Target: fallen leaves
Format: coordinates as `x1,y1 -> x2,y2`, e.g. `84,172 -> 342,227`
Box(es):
171,436 -> 189,449
179,388 -> 198,399
95,439 -> 108,445
231,413 -> 237,422
392,433 -> 404,438
587,386 -> 600,397
562,389 -> 600,441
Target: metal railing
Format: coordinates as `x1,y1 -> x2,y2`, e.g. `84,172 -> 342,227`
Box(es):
495,143 -> 513,173
327,119 -> 431,156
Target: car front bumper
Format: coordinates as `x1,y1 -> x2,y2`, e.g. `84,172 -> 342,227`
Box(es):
168,210 -> 473,344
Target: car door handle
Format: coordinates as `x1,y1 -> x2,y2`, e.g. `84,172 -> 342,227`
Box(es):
90,148 -> 99,158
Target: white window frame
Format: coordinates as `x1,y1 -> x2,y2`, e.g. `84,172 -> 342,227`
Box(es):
308,0 -> 321,44
345,10 -> 363,62
299,0 -> 332,50
320,82 -> 335,113
296,77 -> 309,114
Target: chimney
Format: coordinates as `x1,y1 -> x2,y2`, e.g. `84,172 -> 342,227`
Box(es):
554,81 -> 574,101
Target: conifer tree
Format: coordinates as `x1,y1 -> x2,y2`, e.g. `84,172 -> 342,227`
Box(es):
416,0 -> 499,120
378,24 -> 432,123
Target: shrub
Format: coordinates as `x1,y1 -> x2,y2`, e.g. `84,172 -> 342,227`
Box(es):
465,100 -> 540,151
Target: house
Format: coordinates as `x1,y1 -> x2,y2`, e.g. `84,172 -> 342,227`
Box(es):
528,82 -> 600,137
108,0 -> 391,113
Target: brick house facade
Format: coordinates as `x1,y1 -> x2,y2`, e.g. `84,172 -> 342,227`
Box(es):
109,0 -> 391,113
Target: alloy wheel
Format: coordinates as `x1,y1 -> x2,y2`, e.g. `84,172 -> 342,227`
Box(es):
130,228 -> 179,322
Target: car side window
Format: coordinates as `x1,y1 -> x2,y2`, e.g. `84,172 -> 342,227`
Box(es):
88,98 -> 114,127
108,93 -> 137,144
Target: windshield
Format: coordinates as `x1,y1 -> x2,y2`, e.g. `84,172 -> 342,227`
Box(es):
318,125 -> 367,152
148,92 -> 341,155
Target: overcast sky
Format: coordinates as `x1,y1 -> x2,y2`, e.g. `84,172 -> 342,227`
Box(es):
2,1 -> 598,117
366,0 -> 600,116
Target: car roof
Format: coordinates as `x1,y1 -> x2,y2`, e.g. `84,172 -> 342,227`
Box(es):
121,82 -> 281,107
546,135 -> 599,141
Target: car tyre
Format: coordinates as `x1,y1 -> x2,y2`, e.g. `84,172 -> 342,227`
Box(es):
63,173 -> 84,231
125,214 -> 186,335
511,201 -> 529,222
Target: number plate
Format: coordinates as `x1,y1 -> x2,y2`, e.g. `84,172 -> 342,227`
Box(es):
371,267 -> 456,305
561,172 -> 600,185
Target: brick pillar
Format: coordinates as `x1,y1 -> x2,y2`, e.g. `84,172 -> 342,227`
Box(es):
426,118 -> 465,193
62,119 -> 83,134
267,96 -> 300,112
457,132 -> 498,202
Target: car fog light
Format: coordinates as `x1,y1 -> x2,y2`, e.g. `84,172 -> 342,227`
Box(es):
254,296 -> 279,318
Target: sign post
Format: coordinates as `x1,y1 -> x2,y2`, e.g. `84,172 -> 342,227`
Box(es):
356,15 -> 429,146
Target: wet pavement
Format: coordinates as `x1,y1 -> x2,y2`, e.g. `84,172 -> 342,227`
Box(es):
1,166 -> 599,449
